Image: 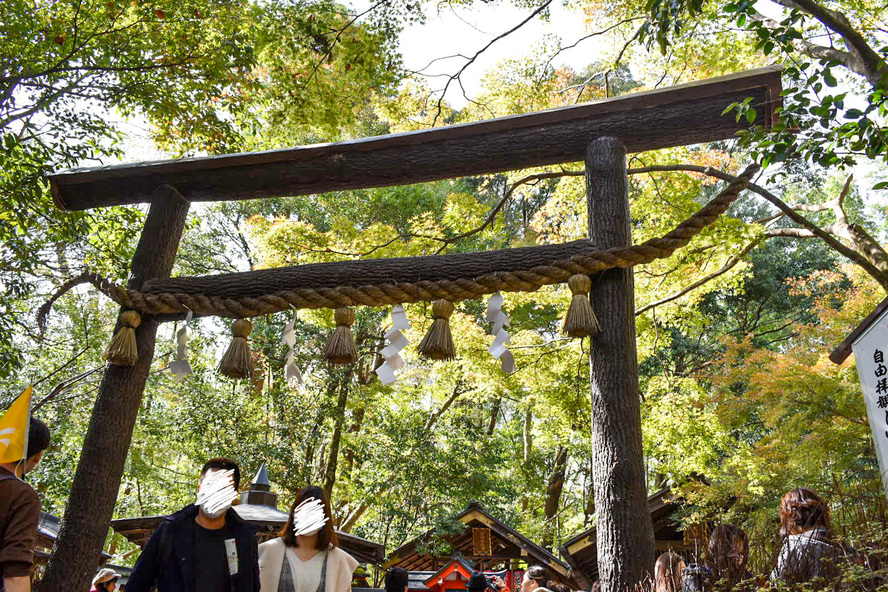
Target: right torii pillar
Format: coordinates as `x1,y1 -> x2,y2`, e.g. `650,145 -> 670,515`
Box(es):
586,137 -> 656,592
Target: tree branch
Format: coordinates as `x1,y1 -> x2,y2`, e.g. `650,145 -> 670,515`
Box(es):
424,379 -> 466,430
747,9 -> 859,73
635,237 -> 762,315
627,164 -> 888,288
431,0 -> 553,125
766,227 -> 817,238
767,0 -> 886,85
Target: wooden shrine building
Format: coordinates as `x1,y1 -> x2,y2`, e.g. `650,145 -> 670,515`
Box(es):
384,501 -> 577,590
559,488 -> 705,588
110,464 -> 385,566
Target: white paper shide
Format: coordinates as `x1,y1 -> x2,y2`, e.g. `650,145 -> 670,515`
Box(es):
486,292 -> 516,373
375,305 -> 410,385
170,310 -> 194,381
282,308 -> 304,386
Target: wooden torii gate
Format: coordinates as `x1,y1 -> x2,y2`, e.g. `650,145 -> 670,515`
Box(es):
39,66 -> 782,592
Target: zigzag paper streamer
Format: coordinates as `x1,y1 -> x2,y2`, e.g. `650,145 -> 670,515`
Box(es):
486,293 -> 516,373
170,309 -> 193,381
282,308 -> 304,386
375,305 -> 410,385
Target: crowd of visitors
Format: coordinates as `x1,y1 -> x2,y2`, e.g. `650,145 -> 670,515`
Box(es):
652,488 -> 855,591
0,445 -> 868,592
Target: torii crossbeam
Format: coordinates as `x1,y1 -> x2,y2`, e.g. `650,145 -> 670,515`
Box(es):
39,67 -> 782,592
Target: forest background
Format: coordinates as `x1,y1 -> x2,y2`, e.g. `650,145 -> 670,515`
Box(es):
1,0 -> 887,576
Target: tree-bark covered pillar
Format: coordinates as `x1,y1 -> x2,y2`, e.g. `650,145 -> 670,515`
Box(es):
41,186 -> 190,592
585,137 -> 655,592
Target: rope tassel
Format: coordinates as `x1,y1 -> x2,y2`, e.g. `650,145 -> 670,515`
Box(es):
103,310 -> 141,366
218,319 -> 254,379
563,274 -> 600,338
418,300 -> 455,360
324,307 -> 358,365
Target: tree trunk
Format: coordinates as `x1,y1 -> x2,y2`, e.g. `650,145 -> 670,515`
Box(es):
585,138 -> 655,592
541,446 -> 569,549
486,397 -> 501,435
523,404 -> 534,465
340,501 -> 368,533
41,187 -> 190,592
323,377 -> 350,496
342,406 -> 365,476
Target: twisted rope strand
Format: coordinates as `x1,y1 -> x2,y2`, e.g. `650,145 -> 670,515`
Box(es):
40,164 -> 758,320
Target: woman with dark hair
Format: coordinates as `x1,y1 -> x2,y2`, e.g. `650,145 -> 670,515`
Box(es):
653,551 -> 685,592
258,486 -> 358,592
91,568 -> 121,592
770,488 -> 844,584
707,524 -> 753,587
520,566 -> 548,592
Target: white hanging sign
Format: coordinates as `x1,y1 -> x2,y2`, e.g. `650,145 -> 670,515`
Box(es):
851,307 -> 888,501
376,305 -> 410,385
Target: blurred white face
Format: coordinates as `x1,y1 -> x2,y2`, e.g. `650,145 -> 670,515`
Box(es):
292,498 -> 328,536
196,469 -> 238,518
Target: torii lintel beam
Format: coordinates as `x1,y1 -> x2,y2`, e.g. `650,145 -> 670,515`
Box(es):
50,67 -> 782,211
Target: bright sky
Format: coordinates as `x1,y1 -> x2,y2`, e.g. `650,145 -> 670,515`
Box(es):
117,0 -> 598,162
394,1 -> 597,108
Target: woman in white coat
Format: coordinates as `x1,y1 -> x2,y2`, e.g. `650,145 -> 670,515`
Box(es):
259,486 -> 358,592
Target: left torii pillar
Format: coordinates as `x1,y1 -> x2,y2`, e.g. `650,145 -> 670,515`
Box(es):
41,186 -> 190,592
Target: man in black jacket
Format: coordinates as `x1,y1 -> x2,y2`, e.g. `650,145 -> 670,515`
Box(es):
126,458 -> 260,592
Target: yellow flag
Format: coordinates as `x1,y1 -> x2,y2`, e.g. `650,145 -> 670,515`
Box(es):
0,386 -> 32,463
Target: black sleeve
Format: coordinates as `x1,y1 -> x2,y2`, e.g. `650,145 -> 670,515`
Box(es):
126,522 -> 169,592
251,534 -> 261,592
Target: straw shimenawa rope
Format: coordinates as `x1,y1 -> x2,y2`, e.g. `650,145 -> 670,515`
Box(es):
37,164 -> 759,324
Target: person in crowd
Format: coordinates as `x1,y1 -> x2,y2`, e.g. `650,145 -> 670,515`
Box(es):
707,524 -> 753,587
546,582 -> 570,592
490,573 -> 509,592
385,567 -> 409,592
770,487 -> 846,585
91,568 -> 122,592
258,485 -> 357,592
654,551 -> 686,592
127,458 -> 260,592
468,572 -> 491,592
520,566 -> 548,592
681,563 -> 712,592
0,417 -> 50,592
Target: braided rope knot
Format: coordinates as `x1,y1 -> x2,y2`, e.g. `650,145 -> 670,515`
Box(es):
38,164 -> 758,322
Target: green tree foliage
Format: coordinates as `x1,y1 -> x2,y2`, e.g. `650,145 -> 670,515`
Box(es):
0,0 -> 403,375
7,0 -> 888,576
638,0 -> 888,169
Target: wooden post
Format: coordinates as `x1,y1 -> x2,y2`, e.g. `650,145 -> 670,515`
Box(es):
585,137 -> 655,592
40,186 -> 190,592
